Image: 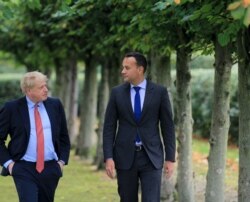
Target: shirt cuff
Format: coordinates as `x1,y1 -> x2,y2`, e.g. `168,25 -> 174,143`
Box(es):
4,160 -> 14,169
58,160 -> 65,165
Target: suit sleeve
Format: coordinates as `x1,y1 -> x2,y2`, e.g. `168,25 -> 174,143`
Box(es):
103,88 -> 118,161
57,100 -> 71,165
159,87 -> 176,162
0,103 -> 12,166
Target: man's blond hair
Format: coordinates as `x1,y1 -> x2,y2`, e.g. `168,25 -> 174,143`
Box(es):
20,71 -> 48,94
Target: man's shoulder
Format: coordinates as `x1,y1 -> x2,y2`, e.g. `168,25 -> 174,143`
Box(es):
4,97 -> 25,107
112,82 -> 130,91
44,97 -> 62,106
147,80 -> 166,90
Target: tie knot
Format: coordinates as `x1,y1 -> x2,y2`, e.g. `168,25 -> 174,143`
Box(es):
133,86 -> 141,93
34,103 -> 40,108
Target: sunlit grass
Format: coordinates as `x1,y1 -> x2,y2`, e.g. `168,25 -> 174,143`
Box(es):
0,153 -> 119,202
0,139 -> 238,202
55,155 -> 119,202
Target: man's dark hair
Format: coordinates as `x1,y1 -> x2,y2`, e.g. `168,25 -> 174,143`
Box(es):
125,52 -> 147,72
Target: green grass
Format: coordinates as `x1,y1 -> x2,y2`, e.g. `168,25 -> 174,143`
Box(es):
192,138 -> 238,189
0,139 -> 238,202
0,154 -> 119,202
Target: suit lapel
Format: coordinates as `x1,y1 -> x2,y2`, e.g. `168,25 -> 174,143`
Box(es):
18,97 -> 30,135
121,83 -> 135,122
141,81 -> 154,120
43,99 -> 56,142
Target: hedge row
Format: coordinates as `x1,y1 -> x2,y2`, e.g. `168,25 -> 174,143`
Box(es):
0,80 -> 23,108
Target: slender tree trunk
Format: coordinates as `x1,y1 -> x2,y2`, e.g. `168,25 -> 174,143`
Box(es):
76,58 -> 98,158
152,52 -> 176,202
238,27 -> 250,202
64,58 -> 78,146
205,39 -> 232,202
54,59 -> 67,102
54,57 -> 79,145
176,45 -> 194,202
150,51 -> 172,84
108,58 -> 121,88
94,61 -> 109,169
150,51 -> 175,202
149,52 -> 158,82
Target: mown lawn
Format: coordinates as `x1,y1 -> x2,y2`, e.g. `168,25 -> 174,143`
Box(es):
0,138 -> 238,202
0,155 -> 119,202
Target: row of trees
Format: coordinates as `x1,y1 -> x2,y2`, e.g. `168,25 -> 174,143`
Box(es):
0,0 -> 249,201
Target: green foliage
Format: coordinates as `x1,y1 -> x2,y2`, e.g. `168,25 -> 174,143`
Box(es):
183,69 -> 239,143
218,32 -> 231,47
0,79 -> 23,108
190,55 -> 214,69
228,1 -> 250,26
0,52 -> 26,73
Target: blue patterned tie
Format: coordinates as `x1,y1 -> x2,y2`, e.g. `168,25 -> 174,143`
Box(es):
133,86 -> 142,144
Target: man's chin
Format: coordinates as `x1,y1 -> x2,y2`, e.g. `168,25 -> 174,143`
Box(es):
123,78 -> 129,82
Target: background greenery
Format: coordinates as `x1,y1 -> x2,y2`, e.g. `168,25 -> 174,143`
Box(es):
0,67 -> 239,144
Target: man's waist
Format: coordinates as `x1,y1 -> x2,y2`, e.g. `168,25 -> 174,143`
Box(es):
18,159 -> 57,164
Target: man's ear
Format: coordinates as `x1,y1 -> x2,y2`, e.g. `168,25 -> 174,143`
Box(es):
138,66 -> 144,73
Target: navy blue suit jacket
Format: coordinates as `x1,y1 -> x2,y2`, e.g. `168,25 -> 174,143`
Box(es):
0,97 -> 70,176
103,80 -> 175,170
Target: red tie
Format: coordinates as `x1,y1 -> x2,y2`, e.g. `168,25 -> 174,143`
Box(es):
34,104 -> 44,173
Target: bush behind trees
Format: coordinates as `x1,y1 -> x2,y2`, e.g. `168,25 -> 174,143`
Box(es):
188,68 -> 238,143
0,80 -> 22,108
170,68 -> 238,144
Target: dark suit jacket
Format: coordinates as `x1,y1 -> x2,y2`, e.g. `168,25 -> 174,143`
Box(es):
0,96 -> 70,176
103,80 -> 175,170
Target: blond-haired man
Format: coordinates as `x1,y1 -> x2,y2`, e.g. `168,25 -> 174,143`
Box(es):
0,71 -> 70,202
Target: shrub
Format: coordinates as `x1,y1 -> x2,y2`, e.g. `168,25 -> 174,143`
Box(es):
0,80 -> 23,108
173,69 -> 238,144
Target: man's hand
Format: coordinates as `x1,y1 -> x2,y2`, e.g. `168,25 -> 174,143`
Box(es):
105,158 -> 116,179
164,161 -> 175,178
57,161 -> 64,172
8,162 -> 15,175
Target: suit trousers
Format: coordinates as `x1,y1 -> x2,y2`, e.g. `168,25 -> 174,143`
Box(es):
12,160 -> 62,202
116,147 -> 162,202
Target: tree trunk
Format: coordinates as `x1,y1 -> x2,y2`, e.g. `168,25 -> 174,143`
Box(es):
150,51 -> 175,202
238,27 -> 250,202
54,59 -> 67,102
54,57 -> 79,145
64,58 -> 78,146
176,46 -> 194,202
76,58 -> 98,158
94,61 -> 110,169
108,58 -> 121,88
205,39 -> 232,202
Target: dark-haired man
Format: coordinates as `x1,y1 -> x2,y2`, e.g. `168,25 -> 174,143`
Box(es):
103,52 -> 176,202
